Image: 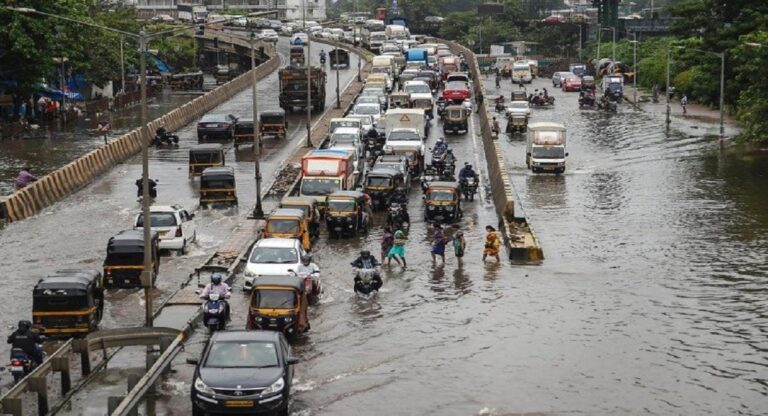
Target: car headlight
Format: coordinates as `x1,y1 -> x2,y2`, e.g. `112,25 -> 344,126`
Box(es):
428,205 -> 435,211
194,377 -> 215,395
261,377 -> 285,396
383,145 -> 393,152
284,315 -> 294,323
244,269 -> 257,278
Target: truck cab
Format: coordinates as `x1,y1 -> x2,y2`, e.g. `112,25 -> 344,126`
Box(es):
526,122 -> 568,174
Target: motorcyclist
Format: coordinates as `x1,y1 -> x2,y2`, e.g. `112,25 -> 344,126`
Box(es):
459,163 -> 478,181
442,148 -> 456,175
495,73 -> 501,89
7,320 -> 44,365
351,250 -> 383,293
296,255 -> 321,293
135,178 -> 157,199
199,272 -> 231,322
432,137 -> 448,156
319,50 -> 326,63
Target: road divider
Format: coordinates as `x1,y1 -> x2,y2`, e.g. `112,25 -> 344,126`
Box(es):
0,41 -> 279,224
446,41 -> 544,263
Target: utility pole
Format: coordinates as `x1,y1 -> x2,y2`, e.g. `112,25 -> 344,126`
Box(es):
632,33 -> 638,105
305,0 -> 312,148
718,52 -> 725,138
139,30 -> 153,328
251,32 -> 264,219
335,51 -> 341,109
665,46 -> 671,126
120,36 -> 125,94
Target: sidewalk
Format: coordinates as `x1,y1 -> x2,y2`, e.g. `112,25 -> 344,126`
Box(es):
623,85 -> 742,137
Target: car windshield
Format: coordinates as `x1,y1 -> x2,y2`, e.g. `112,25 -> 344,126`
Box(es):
332,133 -> 358,143
328,200 -> 356,212
200,114 -> 227,123
201,179 -> 233,189
404,84 -> 430,94
371,67 -> 389,74
532,146 -> 565,159
205,341 -> 279,368
367,176 -> 391,187
249,247 -> 298,264
267,219 -> 299,234
253,289 -> 297,309
445,82 -> 466,90
357,96 -> 379,104
348,115 -> 372,126
354,105 -> 379,115
301,178 -> 340,196
388,131 -> 419,141
428,190 -> 455,201
510,102 -> 528,109
136,212 -> 177,228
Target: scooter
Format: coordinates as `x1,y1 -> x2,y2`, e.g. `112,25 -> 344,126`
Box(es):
386,202 -> 410,230
201,293 -> 228,332
288,269 -> 321,304
320,55 -> 326,65
136,178 -> 158,201
151,128 -> 179,146
460,176 -> 478,201
9,347 -> 42,384
352,267 -> 382,297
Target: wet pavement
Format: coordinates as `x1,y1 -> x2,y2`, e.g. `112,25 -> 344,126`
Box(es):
1,53 -> 766,415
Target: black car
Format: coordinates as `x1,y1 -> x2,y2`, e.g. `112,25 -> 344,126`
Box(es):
190,330 -> 298,416
197,113 -> 238,142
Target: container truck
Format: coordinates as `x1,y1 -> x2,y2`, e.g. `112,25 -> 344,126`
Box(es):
299,149 -> 358,209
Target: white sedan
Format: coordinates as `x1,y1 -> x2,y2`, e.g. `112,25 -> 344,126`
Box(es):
505,100 -> 532,117
134,205 -> 196,253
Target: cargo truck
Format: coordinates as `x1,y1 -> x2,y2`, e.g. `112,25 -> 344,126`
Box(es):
526,122 -> 568,174
278,66 -> 327,112
299,149 -> 358,209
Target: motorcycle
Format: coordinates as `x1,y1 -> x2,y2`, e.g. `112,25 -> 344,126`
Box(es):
136,178 -> 158,201
386,202 -> 410,230
531,95 -> 555,106
597,99 -> 618,113
289,269 -> 321,305
421,167 -> 440,193
151,128 -> 179,146
436,98 -> 448,118
320,55 -> 326,65
494,96 -> 506,113
201,293 -> 228,332
460,176 -> 478,201
579,94 -> 596,108
9,347 -> 42,384
352,268 -> 382,297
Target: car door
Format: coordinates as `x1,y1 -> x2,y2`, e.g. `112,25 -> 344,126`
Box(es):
280,336 -> 294,386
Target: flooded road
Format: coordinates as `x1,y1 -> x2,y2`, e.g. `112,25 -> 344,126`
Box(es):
1,51 -> 767,415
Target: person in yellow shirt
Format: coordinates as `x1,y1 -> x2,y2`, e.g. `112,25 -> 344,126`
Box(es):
482,225 -> 501,262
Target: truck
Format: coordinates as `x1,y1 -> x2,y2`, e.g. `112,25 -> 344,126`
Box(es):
363,30 -> 387,53
278,66 -> 327,112
299,149 -> 358,208
371,55 -> 397,80
382,108 -> 427,175
385,24 -> 409,42
511,61 -> 533,84
406,48 -> 428,68
439,56 -> 460,81
526,122 -> 567,174
178,5 -> 207,23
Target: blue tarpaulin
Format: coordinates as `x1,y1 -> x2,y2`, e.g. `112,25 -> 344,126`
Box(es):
146,52 -> 173,74
38,87 -> 84,101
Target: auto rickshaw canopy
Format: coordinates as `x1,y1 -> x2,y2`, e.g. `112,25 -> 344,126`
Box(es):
34,269 -> 102,296
201,166 -> 236,186
260,110 -> 286,125
189,144 -> 225,163
251,275 -> 305,293
106,229 -> 158,254
280,196 -> 319,217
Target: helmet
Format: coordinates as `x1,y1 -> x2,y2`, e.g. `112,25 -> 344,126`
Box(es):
456,231 -> 464,237
211,273 -> 223,285
466,164 -> 472,169
18,320 -> 31,331
360,250 -> 371,258
437,137 -> 444,143
301,255 -> 311,265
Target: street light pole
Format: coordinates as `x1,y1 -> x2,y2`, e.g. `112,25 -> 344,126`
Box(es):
718,52 -> 725,138
138,30 -> 153,328
251,32 -> 264,219
120,36 -> 126,94
665,46 -> 671,126
335,51 -> 341,109
304,0 -> 312,148
356,23 -> 362,82
612,27 -> 616,62
631,34 -> 638,104
596,23 -> 602,64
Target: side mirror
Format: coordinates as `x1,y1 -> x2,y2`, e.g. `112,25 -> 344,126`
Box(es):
185,358 -> 199,365
287,269 -> 294,273
565,153 -> 569,157
287,356 -> 299,365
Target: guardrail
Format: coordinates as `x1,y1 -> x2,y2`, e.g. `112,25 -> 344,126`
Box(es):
445,40 -> 544,263
0,39 -> 278,224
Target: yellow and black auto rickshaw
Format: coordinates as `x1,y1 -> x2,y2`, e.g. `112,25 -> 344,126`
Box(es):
506,114 -> 529,134
442,105 -> 470,135
247,276 -> 309,338
103,229 -> 160,288
32,269 -> 104,337
189,144 -> 225,176
279,196 -> 321,239
233,118 -> 255,149
363,167 -> 405,211
325,190 -> 370,237
259,111 -> 288,140
423,181 -> 462,224
200,166 -> 237,208
511,90 -> 527,102
264,208 -> 312,251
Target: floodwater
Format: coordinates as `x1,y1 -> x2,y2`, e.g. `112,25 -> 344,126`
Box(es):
0,53 -> 766,415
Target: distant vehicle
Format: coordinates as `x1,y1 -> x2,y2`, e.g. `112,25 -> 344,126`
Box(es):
134,205 -> 196,253
243,238 -> 307,291
402,80 -> 431,96
552,71 -> 572,87
197,113 -> 237,141
526,122 -> 568,174
562,77 -> 582,92
442,81 -> 471,102
505,101 -> 531,117
352,103 -> 383,123
424,16 -> 444,23
511,62 -> 533,84
260,29 -> 279,43
151,14 -> 175,23
291,32 -> 308,45
569,64 -> 587,77
189,330 -> 297,416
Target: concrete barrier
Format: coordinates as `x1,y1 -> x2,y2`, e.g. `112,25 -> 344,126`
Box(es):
0,41 -> 279,223
446,41 -> 544,263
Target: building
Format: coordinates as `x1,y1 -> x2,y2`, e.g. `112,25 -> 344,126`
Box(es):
132,0 -> 326,21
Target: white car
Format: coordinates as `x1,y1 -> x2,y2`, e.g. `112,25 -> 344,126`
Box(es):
402,80 -> 432,96
291,33 -> 308,45
243,238 -> 307,291
134,205 -> 196,253
505,100 -> 532,117
352,103 -> 383,123
346,114 -> 375,133
260,29 -> 279,43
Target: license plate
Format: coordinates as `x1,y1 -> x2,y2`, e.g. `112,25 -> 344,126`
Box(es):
11,366 -> 23,373
543,167 -> 555,171
225,400 -> 254,408
158,231 -> 168,237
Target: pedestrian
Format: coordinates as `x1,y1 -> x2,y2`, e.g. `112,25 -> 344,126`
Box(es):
14,167 -> 38,190
387,228 -> 407,267
452,230 -> 466,260
681,94 -> 688,114
492,116 -> 500,138
381,227 -> 394,263
431,224 -> 447,263
482,225 -> 501,262
476,90 -> 483,113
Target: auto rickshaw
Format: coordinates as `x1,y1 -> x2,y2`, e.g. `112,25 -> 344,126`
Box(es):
511,90 -> 527,102
581,75 -> 596,92
233,118 -> 255,149
411,96 -> 434,119
189,144 -> 225,176
442,105 -> 470,134
214,65 -> 233,84
506,114 -> 529,134
259,110 -> 288,140
169,71 -> 204,90
279,196 -> 321,238
290,46 -> 305,66
325,190 -> 370,237
32,269 -> 104,336
329,48 -> 350,69
388,92 -> 410,109
423,181 -> 462,224
364,167 -> 405,211
103,229 -> 160,288
200,166 -> 238,208
264,208 -> 312,250
247,276 -> 309,338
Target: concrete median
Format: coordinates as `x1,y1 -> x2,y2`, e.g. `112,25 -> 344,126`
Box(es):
0,40 -> 279,223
